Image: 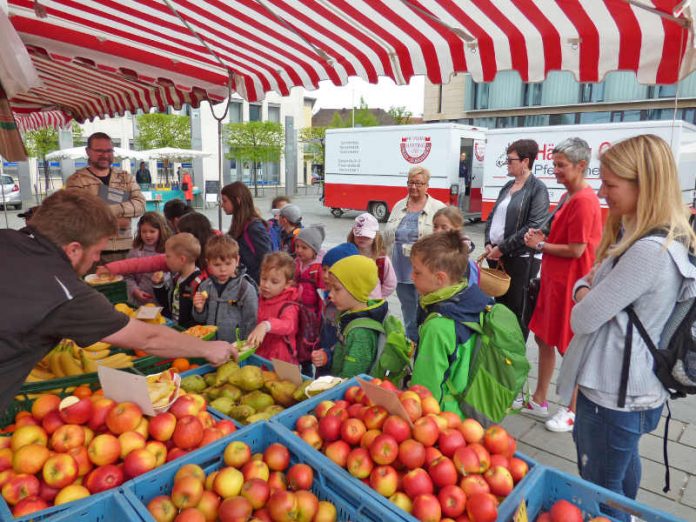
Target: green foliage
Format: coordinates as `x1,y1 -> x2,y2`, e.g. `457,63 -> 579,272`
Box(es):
71,121 -> 84,145
24,128 -> 59,159
298,126 -> 327,165
387,106 -> 413,125
327,97 -> 379,128
135,113 -> 191,150
224,121 -> 284,195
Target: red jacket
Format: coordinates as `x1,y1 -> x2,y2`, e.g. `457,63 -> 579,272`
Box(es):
295,260 -> 324,314
256,286 -> 299,364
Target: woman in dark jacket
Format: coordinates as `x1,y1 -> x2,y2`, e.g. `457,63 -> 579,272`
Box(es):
484,139 -> 549,336
221,182 -> 271,284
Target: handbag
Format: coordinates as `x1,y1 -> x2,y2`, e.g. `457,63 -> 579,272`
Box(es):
476,254 -> 511,297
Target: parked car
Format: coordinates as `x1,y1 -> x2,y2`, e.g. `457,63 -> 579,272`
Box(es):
0,175 -> 22,210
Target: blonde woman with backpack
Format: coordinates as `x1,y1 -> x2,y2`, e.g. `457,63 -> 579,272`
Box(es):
557,134 -> 696,520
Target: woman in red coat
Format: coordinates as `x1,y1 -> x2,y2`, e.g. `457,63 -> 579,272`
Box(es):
522,137 -> 602,433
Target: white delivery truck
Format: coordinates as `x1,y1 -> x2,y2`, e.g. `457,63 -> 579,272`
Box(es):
324,123 -> 487,222
482,120 -> 696,220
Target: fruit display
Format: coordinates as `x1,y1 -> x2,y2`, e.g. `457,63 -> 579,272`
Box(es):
142,437 -> 340,522
115,302 -> 166,324
0,391 -> 235,518
26,339 -> 134,382
287,378 -> 531,522
180,362 -> 312,425
184,325 -> 219,339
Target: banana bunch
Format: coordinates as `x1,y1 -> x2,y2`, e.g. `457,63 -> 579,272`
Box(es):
26,339 -> 135,382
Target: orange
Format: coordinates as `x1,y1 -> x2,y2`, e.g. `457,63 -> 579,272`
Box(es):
14,411 -> 32,421
134,350 -> 147,358
73,385 -> 93,399
171,358 -> 190,372
92,389 -> 104,396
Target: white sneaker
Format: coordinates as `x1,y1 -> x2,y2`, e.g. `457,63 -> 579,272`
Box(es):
545,407 -> 575,432
512,394 -> 525,410
517,398 -> 549,418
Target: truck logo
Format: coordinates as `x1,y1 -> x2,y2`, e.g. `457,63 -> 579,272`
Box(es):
400,136 -> 432,164
474,141 -> 485,162
495,152 -> 507,168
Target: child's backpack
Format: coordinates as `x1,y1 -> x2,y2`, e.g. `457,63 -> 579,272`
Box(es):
268,220 -> 282,251
442,303 -> 530,426
343,315 -> 414,387
279,300 -> 321,364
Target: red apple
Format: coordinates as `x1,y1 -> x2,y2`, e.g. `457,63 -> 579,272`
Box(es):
37,479 -> 59,503
460,475 -> 490,497
362,406 -> 389,430
172,475 -> 204,509
489,454 -> 509,470
119,430 -> 147,459
369,434 -> 399,465
549,499 -> 583,522
41,411 -> 65,436
166,447 -> 189,462
10,425 -> 48,451
318,415 -> 342,442
105,402 -> 143,435
175,507 -> 206,522
286,463 -> 313,491
484,465 -> 513,497
68,446 -> 93,477
347,403 -> 364,419
400,398 -> 422,422
267,490 -> 298,522
0,448 -> 12,472
218,495 -> 253,521
360,429 -> 381,450
175,464 -> 206,484
459,418 -> 485,444
149,412 -> 177,442
402,468 -> 434,499
124,448 -> 158,478
216,420 -> 236,436
438,484 -> 467,518
12,495 -> 49,517
54,483 -> 90,505
42,453 -> 78,488
84,464 -> 124,493
314,401 -> 335,418
408,384 -> 433,399
346,448 -> 373,479
241,477 -> 270,510
483,425 -> 509,456
148,495 -> 178,522
264,443 -> 290,472
31,394 -> 61,421
58,396 -> 93,425
224,440 -> 252,468
213,466 -> 244,498
389,491 -> 413,513
173,415 -> 204,450
382,415 -> 411,443
369,465 -> 398,497
242,459 -> 270,482
325,405 -> 348,423
466,493 -> 498,522
469,443 -> 491,473
340,418 -> 367,446
50,424 -> 85,453
2,473 -> 40,506
505,435 -> 517,460
199,427 -> 224,447
295,490 -> 319,522
88,433 -> 121,466
428,456 -> 458,488
438,428 -> 466,458
454,446 -> 485,476
421,396 -> 441,415
267,471 -> 287,493
87,397 -> 116,431
398,439 -> 426,470
12,444 -> 49,475
412,493 -> 441,522
508,457 -> 529,484
343,386 -> 362,403
169,396 -> 200,419
325,440 -> 351,468
439,411 -> 461,429
424,446 -> 443,466
196,490 -> 220,522
412,416 -> 440,447
146,441 -> 168,467
295,415 -> 318,433
379,380 -> 399,392
300,428 -> 323,450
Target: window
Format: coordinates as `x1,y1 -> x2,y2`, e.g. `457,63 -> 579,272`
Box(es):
268,105 -> 281,123
549,113 -> 576,125
472,117 -> 496,128
579,112 -> 611,124
525,114 -> 549,126
658,85 -> 678,98
682,108 -> 696,124
580,83 -> 605,103
495,116 -> 521,128
437,84 -> 443,113
249,104 -> 262,121
229,102 -> 242,123
622,110 -> 641,122
472,83 -> 490,110
523,83 -> 543,106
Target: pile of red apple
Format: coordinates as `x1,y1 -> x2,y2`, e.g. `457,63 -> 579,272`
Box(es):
536,499 -> 610,522
0,391 -> 234,517
147,440 -> 338,521
291,379 -> 530,522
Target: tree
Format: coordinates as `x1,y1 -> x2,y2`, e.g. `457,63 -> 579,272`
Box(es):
328,97 -> 380,128
24,128 -> 59,197
224,121 -> 284,196
135,113 -> 191,184
298,126 -> 327,168
388,106 -> 413,125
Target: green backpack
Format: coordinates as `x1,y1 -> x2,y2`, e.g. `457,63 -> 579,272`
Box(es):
343,315 -> 415,387
445,303 -> 530,426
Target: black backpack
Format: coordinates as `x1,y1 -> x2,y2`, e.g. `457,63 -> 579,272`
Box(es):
615,232 -> 696,491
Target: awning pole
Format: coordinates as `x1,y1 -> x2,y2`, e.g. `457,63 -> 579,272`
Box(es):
0,156 -> 9,229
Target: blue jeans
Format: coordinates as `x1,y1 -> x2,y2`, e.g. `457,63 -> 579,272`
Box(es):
573,391 -> 663,521
396,282 -> 419,342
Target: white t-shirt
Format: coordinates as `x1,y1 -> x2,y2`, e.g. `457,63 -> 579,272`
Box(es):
489,193 -> 511,245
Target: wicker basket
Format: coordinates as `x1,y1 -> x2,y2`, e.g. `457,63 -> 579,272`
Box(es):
477,254 -> 511,297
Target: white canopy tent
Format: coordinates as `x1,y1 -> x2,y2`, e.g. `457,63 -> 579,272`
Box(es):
45,146 -> 150,161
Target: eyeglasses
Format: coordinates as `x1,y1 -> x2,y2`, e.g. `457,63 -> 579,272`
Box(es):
89,148 -> 114,154
407,181 -> 426,187
505,157 -> 522,164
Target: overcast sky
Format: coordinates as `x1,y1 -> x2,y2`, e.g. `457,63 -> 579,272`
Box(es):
307,76 -> 425,116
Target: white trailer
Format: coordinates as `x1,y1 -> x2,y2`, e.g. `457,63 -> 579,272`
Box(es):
481,120 -> 696,220
324,123 -> 487,221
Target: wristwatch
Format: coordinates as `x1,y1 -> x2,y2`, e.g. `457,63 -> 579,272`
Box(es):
535,241 -> 545,252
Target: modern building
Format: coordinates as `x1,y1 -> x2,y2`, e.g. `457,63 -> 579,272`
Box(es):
423,70 -> 696,128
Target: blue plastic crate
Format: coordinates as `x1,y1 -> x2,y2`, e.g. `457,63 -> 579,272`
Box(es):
123,421 -> 396,522
180,355 -> 313,429
270,374 -> 540,522
498,466 -> 684,522
0,489 -> 118,522
44,491 -> 146,522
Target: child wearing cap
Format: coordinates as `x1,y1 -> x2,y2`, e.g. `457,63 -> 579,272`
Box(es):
294,225 -> 326,375
278,203 -> 303,256
347,213 -> 397,298
268,196 -> 290,251
311,255 -> 388,378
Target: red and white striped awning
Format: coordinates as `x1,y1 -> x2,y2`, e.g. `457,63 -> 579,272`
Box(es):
12,109 -> 72,133
4,0 -> 696,120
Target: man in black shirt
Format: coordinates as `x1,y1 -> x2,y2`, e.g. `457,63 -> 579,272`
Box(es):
0,191 -> 237,414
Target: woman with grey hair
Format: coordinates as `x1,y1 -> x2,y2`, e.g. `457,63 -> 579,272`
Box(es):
518,137 -> 602,432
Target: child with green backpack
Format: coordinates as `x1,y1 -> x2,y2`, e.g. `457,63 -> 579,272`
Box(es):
411,231 -> 530,423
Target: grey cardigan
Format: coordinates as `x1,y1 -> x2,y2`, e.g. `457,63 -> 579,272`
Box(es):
558,236 -> 696,410
484,175 -> 549,257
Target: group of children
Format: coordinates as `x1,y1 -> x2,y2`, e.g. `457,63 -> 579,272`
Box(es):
114,199 -> 481,416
